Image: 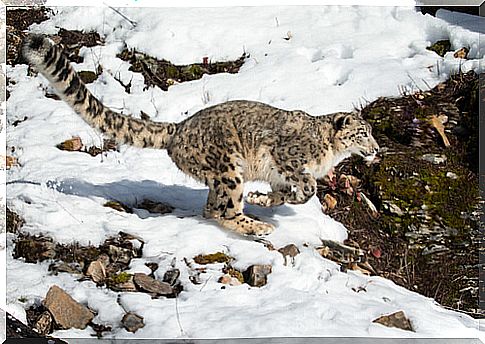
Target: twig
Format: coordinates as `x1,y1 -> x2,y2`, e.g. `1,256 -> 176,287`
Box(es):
175,295 -> 186,336
199,274 -> 212,292
407,72 -> 423,92
104,4 -> 137,28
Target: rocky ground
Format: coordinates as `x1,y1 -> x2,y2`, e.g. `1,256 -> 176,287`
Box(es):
318,68 -> 482,318
5,6 -> 483,339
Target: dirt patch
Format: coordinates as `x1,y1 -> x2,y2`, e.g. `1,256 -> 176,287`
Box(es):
318,71 -> 482,317
7,7 -> 105,66
117,48 -> 248,91
7,207 -> 24,233
7,7 -> 50,66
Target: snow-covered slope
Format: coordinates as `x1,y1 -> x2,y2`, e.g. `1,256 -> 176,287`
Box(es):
6,6 -> 484,339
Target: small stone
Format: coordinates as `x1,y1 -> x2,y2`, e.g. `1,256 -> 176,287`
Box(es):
278,244 -> 300,265
422,244 -> 449,256
421,153 -> 447,165
383,202 -> 404,216
122,312 -> 144,333
43,285 -> 94,330
6,155 -> 18,169
145,262 -> 159,273
454,47 -> 469,59
78,71 -> 98,84
373,311 -> 414,332
33,311 -> 53,335
218,274 -> 242,286
108,245 -> 133,265
426,40 -> 451,57
86,259 -> 107,284
323,193 -> 337,210
56,136 -> 83,151
138,199 -> 174,214
108,273 -> 137,292
446,171 -> 458,179
243,265 -> 272,287
163,269 -> 180,286
133,273 -> 173,295
103,201 -> 132,213
48,262 -> 83,276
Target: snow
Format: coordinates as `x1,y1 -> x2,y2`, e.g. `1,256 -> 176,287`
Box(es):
5,5 -> 484,340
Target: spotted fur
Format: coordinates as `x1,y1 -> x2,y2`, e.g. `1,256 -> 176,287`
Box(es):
22,34 -> 379,236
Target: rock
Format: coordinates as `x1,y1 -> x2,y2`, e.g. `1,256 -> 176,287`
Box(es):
86,257 -> 108,284
222,267 -> 245,284
163,269 -> 180,286
33,311 -> 53,335
372,311 -> 414,332
383,201 -> 404,216
103,201 -> 132,213
278,244 -> 300,266
194,252 -> 232,265
122,312 -> 144,333
421,153 -> 447,165
43,285 -> 94,330
218,274 -> 242,286
138,199 -> 174,214
454,47 -> 469,59
278,244 -> 300,258
6,155 -> 18,169
108,245 -> 133,265
133,273 -> 173,295
426,40 -> 451,57
119,231 -> 145,245
48,262 -> 83,276
446,171 -> 458,179
108,273 -> 137,292
56,136 -> 83,151
145,262 -> 159,273
323,193 -> 337,210
90,322 -> 112,337
78,71 -> 98,84
243,265 -> 272,287
422,244 -> 449,256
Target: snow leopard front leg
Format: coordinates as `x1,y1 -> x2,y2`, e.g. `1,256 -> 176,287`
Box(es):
246,169 -> 317,207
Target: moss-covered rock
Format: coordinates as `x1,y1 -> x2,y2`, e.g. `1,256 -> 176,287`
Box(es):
426,39 -> 452,57
194,252 -> 232,265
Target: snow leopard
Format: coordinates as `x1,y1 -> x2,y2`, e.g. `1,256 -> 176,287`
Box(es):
22,34 -> 379,236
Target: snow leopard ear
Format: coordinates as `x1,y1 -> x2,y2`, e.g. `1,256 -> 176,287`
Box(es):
333,113 -> 353,130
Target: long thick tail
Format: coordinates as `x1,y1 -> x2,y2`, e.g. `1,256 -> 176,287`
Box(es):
22,34 -> 176,149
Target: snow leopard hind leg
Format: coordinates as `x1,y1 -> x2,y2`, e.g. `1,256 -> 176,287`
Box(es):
204,173 -> 275,236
